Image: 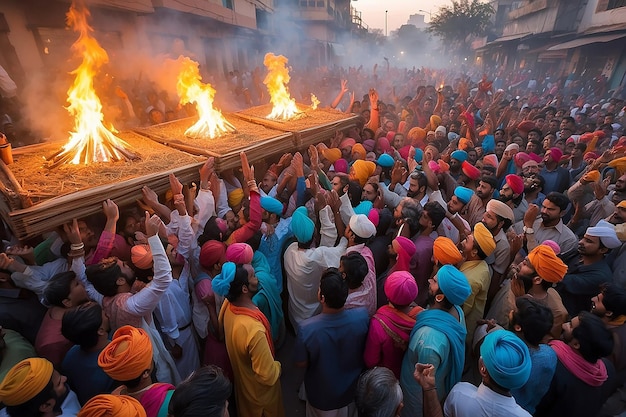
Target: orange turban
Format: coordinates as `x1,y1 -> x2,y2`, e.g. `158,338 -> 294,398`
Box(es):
408,127 -> 427,143
609,157 -> 626,175
458,137 -> 473,151
581,170 -> 600,183
351,160 -> 376,186
78,394 -> 147,417
473,222 -> 496,256
352,143 -> 367,160
430,115 -> 442,129
131,244 -> 153,270
321,147 -> 342,163
438,159 -> 450,173
227,188 -> 244,208
0,358 -> 53,406
527,244 -> 568,283
433,237 -> 463,265
98,326 -> 153,381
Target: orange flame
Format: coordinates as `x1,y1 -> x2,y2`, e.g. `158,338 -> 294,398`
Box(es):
50,1 -> 137,167
263,53 -> 299,120
311,94 -> 319,110
176,56 -> 235,138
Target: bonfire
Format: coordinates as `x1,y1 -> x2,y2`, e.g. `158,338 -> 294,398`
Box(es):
48,0 -> 138,167
263,53 -> 300,120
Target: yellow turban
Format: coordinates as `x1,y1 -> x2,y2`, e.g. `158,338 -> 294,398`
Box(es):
581,170 -> 600,183
227,188 -> 244,208
351,143 -> 367,160
473,222 -> 496,256
609,157 -> 626,175
433,237 -> 463,265
430,115 -> 442,130
321,147 -> 342,163
98,325 -> 153,381
407,127 -> 427,143
0,358 -> 53,406
527,244 -> 568,283
78,394 -> 147,417
350,160 -> 376,186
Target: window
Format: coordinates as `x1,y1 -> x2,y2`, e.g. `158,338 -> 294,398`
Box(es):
222,0 -> 233,9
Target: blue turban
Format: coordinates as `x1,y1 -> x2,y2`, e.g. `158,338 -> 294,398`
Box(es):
377,153 -> 394,168
291,206 -> 315,243
482,134 -> 495,154
448,132 -> 460,142
480,330 -> 531,390
453,186 -> 473,205
211,262 -> 236,297
451,150 -> 468,162
260,196 -> 283,216
354,200 -> 373,216
414,148 -> 423,163
436,264 -> 470,306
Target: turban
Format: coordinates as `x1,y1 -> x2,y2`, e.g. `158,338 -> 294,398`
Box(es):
458,137 -> 473,151
378,138 -> 391,153
437,264 -> 471,306
448,132 -> 460,142
431,115 -> 442,129
260,196 -> 283,216
548,147 -> 563,163
480,330 -> 531,390
517,120 -> 535,132
377,153 -> 394,168
0,358 -> 53,406
483,154 -> 498,168
454,186 -> 473,205
438,159 -> 450,173
451,150 -> 468,163
131,244 -> 153,270
227,188 -> 244,208
386,131 -> 397,141
408,127 -> 426,143
528,152 -> 542,163
78,394 -> 147,417
505,143 -> 519,153
522,160 -> 539,170
211,262 -> 237,297
582,170 -> 600,183
226,243 -> 254,264
352,143 -> 367,159
486,199 -> 514,223
435,125 -> 446,135
321,147 -> 342,163
340,138 -> 356,150
392,236 -> 416,271
618,200 -> 626,210
354,200 -> 373,216
514,152 -> 530,168
433,237 -> 463,265
608,157 -> 626,175
584,152 -> 599,161
505,174 -> 524,195
349,214 -> 377,239
368,208 -> 380,227
462,161 -> 481,180
351,160 -> 376,186
473,222 -> 496,256
482,135 -> 495,153
98,326 -> 153,381
428,160 -> 440,173
333,158 -> 348,174
527,244 -> 568,282
414,148 -> 424,163
200,240 -> 226,269
587,220 -> 622,249
384,271 -> 418,306
363,139 -> 376,152
291,206 -> 315,243
542,240 -> 560,254
398,145 -> 411,161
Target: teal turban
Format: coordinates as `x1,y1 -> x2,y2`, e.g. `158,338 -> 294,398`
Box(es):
260,196 -> 283,216
354,200 -> 373,216
482,134 -> 495,153
437,264 -> 470,306
291,206 -> 315,243
212,262 -> 236,297
453,186 -> 473,205
480,329 -> 531,390
451,150 -> 468,162
414,148 -> 424,163
377,153 -> 394,168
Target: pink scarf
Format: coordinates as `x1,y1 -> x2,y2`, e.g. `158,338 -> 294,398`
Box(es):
550,340 -> 608,387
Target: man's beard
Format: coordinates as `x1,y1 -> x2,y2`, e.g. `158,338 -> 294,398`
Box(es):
499,194 -> 513,203
407,189 -> 419,199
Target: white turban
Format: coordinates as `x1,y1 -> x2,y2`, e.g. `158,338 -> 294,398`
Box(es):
349,214 -> 377,239
586,220 -> 622,249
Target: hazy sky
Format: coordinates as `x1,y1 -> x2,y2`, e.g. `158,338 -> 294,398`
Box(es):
353,0 -> 452,33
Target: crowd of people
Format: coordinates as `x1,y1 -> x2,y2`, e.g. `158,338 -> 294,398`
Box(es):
0,62 -> 626,417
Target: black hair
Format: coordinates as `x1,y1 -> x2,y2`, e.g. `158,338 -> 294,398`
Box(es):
601,283 -> 626,317
347,181 -> 363,208
340,252 -> 369,290
225,264 -> 250,303
320,268 -> 348,309
480,175 -> 499,191
512,297 -> 553,346
43,271 -> 76,307
423,201 -> 446,229
573,311 -> 614,363
198,216 -> 226,247
545,192 -> 570,212
61,302 -> 103,350
86,257 -> 124,297
168,365 -> 232,417
574,142 -> 587,152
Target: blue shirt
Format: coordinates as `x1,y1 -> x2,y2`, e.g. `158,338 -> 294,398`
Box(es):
62,345 -> 115,405
512,344 -> 557,414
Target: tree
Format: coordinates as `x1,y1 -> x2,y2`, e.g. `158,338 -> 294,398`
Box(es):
428,0 -> 494,55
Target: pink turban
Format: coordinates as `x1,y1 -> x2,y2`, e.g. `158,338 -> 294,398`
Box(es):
225,243 -> 254,264
392,236 -> 416,272
384,271 -> 418,306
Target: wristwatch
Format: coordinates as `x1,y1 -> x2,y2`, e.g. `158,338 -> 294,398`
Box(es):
523,226 -> 534,234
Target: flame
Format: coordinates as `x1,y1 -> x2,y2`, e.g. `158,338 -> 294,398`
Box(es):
175,56 -> 236,138
311,94 -> 319,110
263,53 -> 299,120
49,1 -> 137,167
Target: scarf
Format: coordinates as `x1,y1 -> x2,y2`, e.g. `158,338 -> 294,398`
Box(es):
550,340 -> 608,387
251,251 -> 284,341
373,305 -> 419,351
140,383 -> 175,417
411,307 -> 466,393
227,300 -> 275,357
